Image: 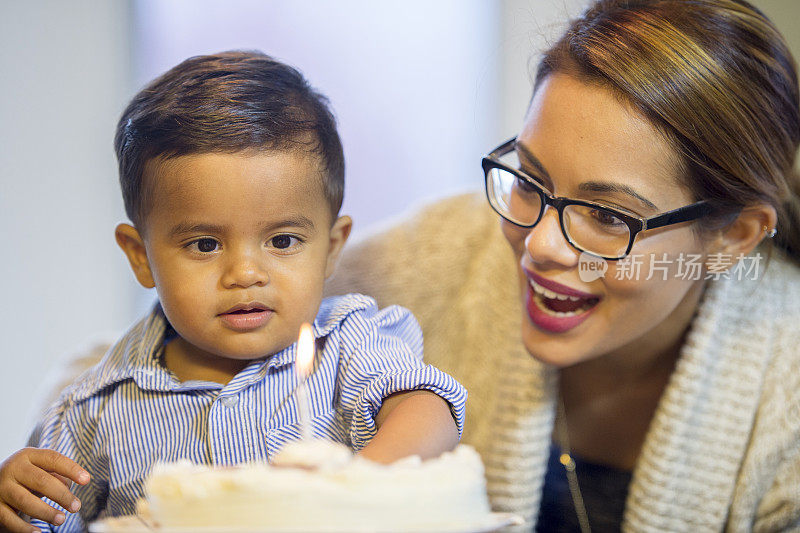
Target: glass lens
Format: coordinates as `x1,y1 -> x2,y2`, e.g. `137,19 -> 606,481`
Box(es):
562,204 -> 631,258
487,166 -> 543,226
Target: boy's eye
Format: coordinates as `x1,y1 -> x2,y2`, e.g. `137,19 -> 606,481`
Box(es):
190,238 -> 220,253
270,235 -> 299,249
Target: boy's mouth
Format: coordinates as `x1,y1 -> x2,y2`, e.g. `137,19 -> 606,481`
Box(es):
218,302 -> 273,331
221,302 -> 271,314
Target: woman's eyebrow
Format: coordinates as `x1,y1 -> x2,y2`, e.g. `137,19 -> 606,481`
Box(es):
514,141 -> 660,211
514,141 -> 551,180
578,181 -> 659,211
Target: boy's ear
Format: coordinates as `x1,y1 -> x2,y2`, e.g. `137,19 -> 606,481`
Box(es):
115,223 -> 156,288
324,215 -> 353,279
704,203 -> 777,269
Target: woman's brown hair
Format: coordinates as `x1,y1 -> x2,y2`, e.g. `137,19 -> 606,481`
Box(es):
535,0 -> 800,266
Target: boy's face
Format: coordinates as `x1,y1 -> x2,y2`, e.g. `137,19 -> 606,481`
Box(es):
116,150 -> 351,364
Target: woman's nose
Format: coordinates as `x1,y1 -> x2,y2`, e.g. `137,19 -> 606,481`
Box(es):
221,250 -> 269,289
524,206 -> 579,268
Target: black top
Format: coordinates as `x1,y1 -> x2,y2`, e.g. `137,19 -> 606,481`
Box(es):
535,443 -> 633,533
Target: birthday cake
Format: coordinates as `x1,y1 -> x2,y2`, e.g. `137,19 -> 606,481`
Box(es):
99,442 -> 515,532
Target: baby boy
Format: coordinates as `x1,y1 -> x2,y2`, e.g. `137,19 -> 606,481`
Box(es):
0,51 -> 465,532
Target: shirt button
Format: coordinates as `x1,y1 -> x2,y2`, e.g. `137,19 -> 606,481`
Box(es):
220,396 -> 239,408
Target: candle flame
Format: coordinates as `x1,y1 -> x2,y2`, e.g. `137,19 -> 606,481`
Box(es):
296,323 -> 314,377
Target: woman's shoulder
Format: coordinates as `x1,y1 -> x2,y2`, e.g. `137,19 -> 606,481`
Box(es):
684,250 -> 800,425
704,249 -> 800,324
760,254 -> 800,393
740,253 -> 800,438
757,252 -> 800,328
728,255 -> 800,527
764,252 -> 800,298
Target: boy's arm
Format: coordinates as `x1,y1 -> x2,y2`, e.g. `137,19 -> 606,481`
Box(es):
357,390 -> 459,464
0,448 -> 90,533
329,298 -> 467,459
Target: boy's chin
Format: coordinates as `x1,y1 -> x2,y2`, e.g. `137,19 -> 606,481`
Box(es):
213,347 -> 273,361
211,340 -> 293,361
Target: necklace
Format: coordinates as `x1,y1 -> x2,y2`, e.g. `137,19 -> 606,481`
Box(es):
556,396 -> 592,533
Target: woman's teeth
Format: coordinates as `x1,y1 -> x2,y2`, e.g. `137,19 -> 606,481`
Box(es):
533,284 -> 582,302
530,280 -> 598,317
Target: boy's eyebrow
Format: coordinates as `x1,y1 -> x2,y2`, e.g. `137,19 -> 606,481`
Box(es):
170,222 -> 225,237
263,215 -> 316,232
169,216 -> 316,238
514,141 -> 659,211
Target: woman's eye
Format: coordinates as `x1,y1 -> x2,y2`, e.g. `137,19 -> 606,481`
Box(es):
591,209 -> 625,227
190,238 -> 220,253
517,178 -> 536,192
515,176 -> 540,194
270,235 -> 299,249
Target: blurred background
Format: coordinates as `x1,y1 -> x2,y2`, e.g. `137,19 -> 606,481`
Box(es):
1,0 -> 798,459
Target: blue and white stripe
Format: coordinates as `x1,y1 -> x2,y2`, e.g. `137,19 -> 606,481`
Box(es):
29,293 -> 467,532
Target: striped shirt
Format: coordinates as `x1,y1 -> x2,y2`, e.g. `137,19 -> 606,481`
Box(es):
28,293 -> 467,532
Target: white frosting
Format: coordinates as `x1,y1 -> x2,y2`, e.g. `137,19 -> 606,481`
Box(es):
144,443 -> 492,531
270,439 -> 353,469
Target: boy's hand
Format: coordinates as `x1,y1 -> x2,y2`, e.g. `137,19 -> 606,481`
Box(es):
0,448 -> 89,533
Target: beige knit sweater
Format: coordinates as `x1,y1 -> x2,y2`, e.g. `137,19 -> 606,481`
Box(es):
324,192 -> 800,532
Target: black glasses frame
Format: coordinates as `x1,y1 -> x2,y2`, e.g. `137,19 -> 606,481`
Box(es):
482,137 -> 713,260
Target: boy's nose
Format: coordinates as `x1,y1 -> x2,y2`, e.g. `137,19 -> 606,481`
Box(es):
221,253 -> 269,289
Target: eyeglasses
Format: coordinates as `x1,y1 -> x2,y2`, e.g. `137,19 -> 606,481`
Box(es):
482,137 -> 712,260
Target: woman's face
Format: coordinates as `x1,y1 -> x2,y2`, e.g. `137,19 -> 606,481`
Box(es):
504,73 -> 710,368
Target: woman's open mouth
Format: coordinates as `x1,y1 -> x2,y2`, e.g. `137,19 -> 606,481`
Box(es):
531,282 -> 600,316
524,272 -> 601,333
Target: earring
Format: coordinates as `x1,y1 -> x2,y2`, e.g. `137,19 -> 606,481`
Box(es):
765,226 -> 777,238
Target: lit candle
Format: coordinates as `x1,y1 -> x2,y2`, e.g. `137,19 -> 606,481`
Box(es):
295,323 -> 315,441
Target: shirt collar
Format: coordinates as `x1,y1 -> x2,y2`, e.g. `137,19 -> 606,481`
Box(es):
266,293 -> 375,371
68,304 -> 177,402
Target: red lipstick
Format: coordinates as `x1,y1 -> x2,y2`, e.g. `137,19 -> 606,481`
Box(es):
524,270 -> 601,334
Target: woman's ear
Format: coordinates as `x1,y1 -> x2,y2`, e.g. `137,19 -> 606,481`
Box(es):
115,223 -> 156,288
324,215 -> 353,279
705,203 -> 777,269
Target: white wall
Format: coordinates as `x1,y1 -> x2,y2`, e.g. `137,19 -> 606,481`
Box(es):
0,1 -> 134,458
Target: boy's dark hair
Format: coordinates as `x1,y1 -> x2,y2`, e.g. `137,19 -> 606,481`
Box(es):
114,50 -> 345,228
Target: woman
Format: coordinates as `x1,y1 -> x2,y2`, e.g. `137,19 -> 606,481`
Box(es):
327,0 -> 800,530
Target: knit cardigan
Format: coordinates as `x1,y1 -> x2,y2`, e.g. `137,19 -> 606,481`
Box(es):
324,192 -> 800,532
